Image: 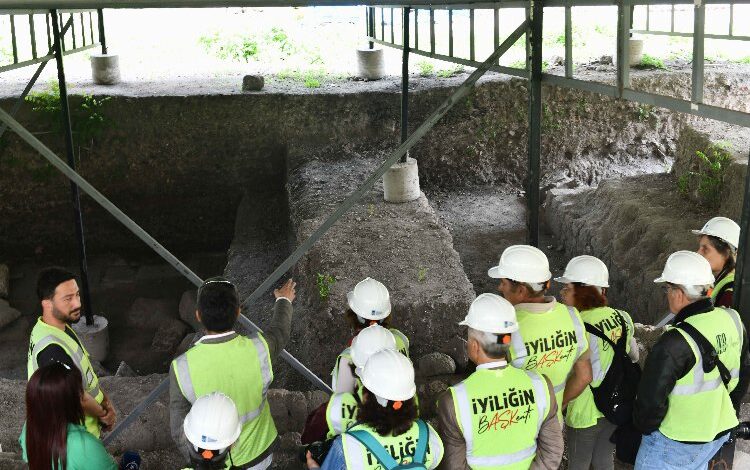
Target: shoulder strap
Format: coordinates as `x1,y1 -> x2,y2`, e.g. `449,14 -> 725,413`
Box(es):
584,322 -> 619,350
675,322 -> 732,388
612,310 -> 629,348
412,420 -> 429,464
347,429 -> 399,470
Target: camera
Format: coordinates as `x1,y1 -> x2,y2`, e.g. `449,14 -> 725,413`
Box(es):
298,439 -> 335,465
735,421 -> 750,440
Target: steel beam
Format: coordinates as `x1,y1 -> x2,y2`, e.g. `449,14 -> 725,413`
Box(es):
616,0 -> 631,96
527,0 -> 542,247
97,7 -> 107,54
51,9 -> 96,326
401,7 -> 410,163
564,4 -> 572,78
691,1 -> 705,104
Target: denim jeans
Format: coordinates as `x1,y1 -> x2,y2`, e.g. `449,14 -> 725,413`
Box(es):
635,430 -> 729,470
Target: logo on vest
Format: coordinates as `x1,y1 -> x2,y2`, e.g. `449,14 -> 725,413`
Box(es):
472,388 -> 536,434
341,402 -> 357,420
594,317 -> 623,351
523,330 -> 577,369
363,437 -> 430,467
716,333 -> 727,355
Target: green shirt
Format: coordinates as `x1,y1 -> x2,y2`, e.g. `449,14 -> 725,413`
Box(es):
20,423 -> 118,470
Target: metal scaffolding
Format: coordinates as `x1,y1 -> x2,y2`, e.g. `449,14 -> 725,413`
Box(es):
1,0 -> 750,452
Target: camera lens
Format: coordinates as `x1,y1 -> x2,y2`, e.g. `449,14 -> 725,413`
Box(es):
736,422 -> 750,440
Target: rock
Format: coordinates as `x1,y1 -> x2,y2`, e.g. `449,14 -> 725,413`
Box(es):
441,336 -> 469,372
90,359 -> 112,377
595,65 -> 609,72
268,389 -> 309,434
600,55 -> 614,65
242,74 -> 265,92
115,361 -> 137,377
0,264 -> 8,299
417,352 -> 456,377
305,390 -> 331,415
174,332 -> 198,356
634,322 -> 666,368
178,290 -> 202,331
550,55 -> 564,66
151,319 -> 191,354
0,299 -> 21,331
127,297 -> 178,329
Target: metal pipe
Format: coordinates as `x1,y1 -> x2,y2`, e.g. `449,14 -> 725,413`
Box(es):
617,0 -> 631,96
29,14 -> 38,59
527,0 -> 543,247
469,8 -> 475,61
10,15 -> 19,63
564,4 -> 572,77
97,8 -> 107,54
51,9 -> 95,326
401,7 -> 410,163
691,2 -> 705,104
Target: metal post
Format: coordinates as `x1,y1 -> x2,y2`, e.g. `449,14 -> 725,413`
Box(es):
469,9 -> 475,61
617,0 -> 631,96
733,149 -> 750,322
429,7 -> 435,55
692,2 -> 705,104
97,8 -> 107,54
527,0 -> 543,247
448,9 -> 454,57
401,7 -> 410,163
10,15 -> 18,63
494,8 -> 500,65
51,10 -> 95,327
29,14 -> 37,59
564,4 -> 573,78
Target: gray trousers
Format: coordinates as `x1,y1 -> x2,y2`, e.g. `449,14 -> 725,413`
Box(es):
566,417 -> 618,470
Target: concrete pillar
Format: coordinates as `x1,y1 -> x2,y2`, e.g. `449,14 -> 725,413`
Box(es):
629,39 -> 644,66
72,315 -> 109,362
356,48 -> 385,80
383,157 -> 420,203
90,53 -> 121,85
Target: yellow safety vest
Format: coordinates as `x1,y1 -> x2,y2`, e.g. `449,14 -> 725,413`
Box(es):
27,317 -> 104,437
326,392 -> 360,438
509,303 -> 588,408
450,365 -> 550,469
565,307 -> 635,429
712,270 -> 735,303
659,307 -> 744,442
172,333 -> 276,468
342,420 -> 444,469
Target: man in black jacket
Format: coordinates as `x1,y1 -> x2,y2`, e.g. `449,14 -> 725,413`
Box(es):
634,251 -> 750,470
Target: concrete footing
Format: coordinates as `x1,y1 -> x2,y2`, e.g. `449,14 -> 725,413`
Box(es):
383,157 -> 420,203
90,54 -> 121,85
72,315 -> 109,362
629,39 -> 644,66
356,48 -> 385,80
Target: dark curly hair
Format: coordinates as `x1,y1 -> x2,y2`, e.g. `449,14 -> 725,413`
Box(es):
357,388 -> 417,437
572,284 -> 608,312
345,308 -> 391,332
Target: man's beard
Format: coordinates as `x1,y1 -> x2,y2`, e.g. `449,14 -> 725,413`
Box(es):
53,306 -> 82,325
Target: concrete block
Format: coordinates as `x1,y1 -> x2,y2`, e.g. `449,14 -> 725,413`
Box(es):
127,297 -> 178,329
242,74 -> 265,92
178,290 -> 202,331
72,314 -> 109,363
0,264 -> 8,299
90,53 -> 121,85
383,157 -> 420,203
629,39 -> 644,66
356,47 -> 385,80
0,299 -> 21,331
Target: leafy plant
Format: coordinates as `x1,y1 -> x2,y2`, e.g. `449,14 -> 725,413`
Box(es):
542,104 -> 561,131
417,267 -> 429,283
509,59 -> 527,69
198,32 -> 259,63
638,54 -> 666,70
677,145 -> 733,208
277,68 -> 326,88
367,203 -> 375,217
636,104 -> 656,122
316,273 -> 336,300
417,60 -> 434,77
436,64 -> 464,78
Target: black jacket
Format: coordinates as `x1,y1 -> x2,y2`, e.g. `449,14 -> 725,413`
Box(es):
633,298 -> 750,440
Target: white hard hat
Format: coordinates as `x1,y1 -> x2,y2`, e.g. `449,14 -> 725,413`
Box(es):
654,250 -> 715,286
487,245 -> 552,283
347,277 -> 392,320
183,392 -> 242,451
692,217 -> 740,251
361,349 -> 416,403
350,324 -> 397,375
459,293 -> 518,334
554,255 -> 610,288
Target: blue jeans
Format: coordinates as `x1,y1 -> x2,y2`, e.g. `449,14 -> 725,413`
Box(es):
635,431 -> 729,470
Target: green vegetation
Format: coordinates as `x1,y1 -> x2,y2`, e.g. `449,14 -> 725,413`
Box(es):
367,203 -> 375,217
738,56 -> 750,64
417,267 -> 429,283
677,144 -> 733,208
316,273 -> 336,300
638,54 -> 666,70
417,60 -> 434,77
276,68 -> 330,88
509,59 -> 527,70
199,32 -> 259,63
436,64 -> 464,78
542,104 -> 562,131
636,104 -> 656,122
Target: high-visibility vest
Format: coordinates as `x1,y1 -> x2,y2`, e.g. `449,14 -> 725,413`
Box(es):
326,392 -> 360,438
341,420 -> 444,469
331,328 -> 410,391
509,303 -> 588,408
27,317 -> 104,437
172,333 -> 276,468
450,366 -> 550,469
565,307 -> 635,429
659,307 -> 744,442
712,270 -> 735,303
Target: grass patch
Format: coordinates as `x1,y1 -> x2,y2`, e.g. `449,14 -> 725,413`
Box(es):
637,54 -> 666,69
417,60 -> 435,77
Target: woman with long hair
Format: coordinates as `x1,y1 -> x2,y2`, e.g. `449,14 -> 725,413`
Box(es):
21,362 -> 120,470
693,217 -> 740,308
555,256 -> 639,470
308,350 -> 443,469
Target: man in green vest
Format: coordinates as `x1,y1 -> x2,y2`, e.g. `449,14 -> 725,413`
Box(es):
27,267 -> 115,438
634,251 -> 750,469
169,276 -> 295,470
488,245 -> 592,414
437,293 -> 563,469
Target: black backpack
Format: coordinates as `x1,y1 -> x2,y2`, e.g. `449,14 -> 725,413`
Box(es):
584,310 -> 642,426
